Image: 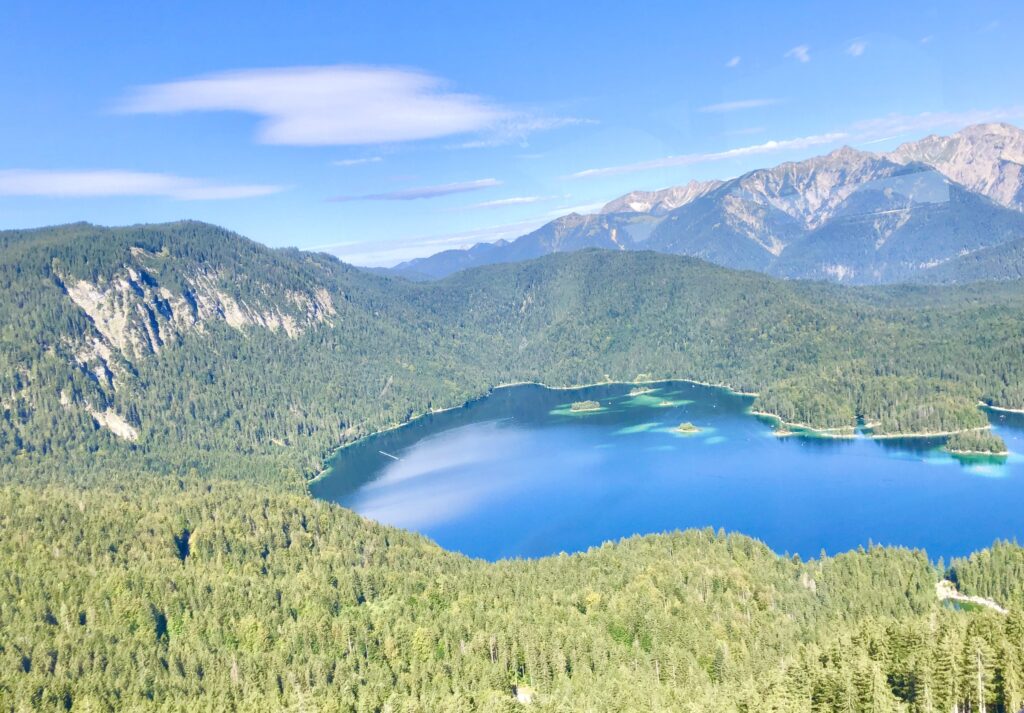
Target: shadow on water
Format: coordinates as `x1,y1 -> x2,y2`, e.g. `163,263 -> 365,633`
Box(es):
987,407 -> 1024,432
872,436 -> 946,457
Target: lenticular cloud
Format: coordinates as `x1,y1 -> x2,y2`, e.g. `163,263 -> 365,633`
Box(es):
118,65 -> 508,146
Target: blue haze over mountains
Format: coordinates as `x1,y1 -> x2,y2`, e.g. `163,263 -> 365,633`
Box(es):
387,123 -> 1024,284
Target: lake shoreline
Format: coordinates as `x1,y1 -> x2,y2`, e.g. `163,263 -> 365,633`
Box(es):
944,446 -> 1011,457
983,402 -> 1024,415
748,410 -> 857,439
750,409 -> 996,442
309,377 -> 756,484
872,426 -> 991,439
311,378 -> 1001,485
492,377 -> 759,398
309,403 -> 466,483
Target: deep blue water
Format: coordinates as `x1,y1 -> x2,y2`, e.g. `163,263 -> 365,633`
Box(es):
310,381 -> 1024,561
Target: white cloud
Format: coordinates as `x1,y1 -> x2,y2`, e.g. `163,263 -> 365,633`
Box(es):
333,156 -> 383,167
569,132 -> 848,179
698,98 -> 780,113
785,45 -> 811,63
847,40 -> 867,57
330,178 -> 500,202
725,56 -> 741,68
0,169 -> 282,200
117,65 -> 509,146
118,65 -> 587,148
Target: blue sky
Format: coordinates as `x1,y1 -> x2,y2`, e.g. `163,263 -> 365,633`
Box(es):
2,1 -> 1023,265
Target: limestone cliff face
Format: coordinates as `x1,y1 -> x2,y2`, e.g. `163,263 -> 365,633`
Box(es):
60,259 -> 335,362
46,236 -> 338,440
888,123 -> 1024,211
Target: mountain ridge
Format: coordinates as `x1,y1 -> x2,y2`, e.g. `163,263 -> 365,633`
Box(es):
388,123 -> 1024,284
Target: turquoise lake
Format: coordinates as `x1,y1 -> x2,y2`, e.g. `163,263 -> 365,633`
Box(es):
310,381 -> 1024,561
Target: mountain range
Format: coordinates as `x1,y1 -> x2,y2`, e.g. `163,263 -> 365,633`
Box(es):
388,123 -> 1024,284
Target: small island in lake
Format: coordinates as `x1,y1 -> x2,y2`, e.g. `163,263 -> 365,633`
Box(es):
943,430 -> 1009,456
675,422 -> 701,434
629,386 -> 655,396
570,400 -> 602,412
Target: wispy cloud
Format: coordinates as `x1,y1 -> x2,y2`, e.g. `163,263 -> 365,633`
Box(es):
325,197 -> 609,265
454,116 -> 595,149
785,45 -> 811,63
569,132 -> 848,179
851,107 -> 1024,137
117,65 -> 508,146
319,216 -> 549,265
330,177 -> 500,202
857,134 -> 904,147
846,40 -> 868,57
333,156 -> 383,167
725,56 -> 741,68
0,169 -> 282,200
698,98 -> 780,113
464,195 -> 553,209
568,106 -> 1024,181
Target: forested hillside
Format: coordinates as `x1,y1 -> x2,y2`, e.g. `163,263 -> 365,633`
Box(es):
2,478 -> 1023,712
913,236 -> 1024,284
4,222 -> 1024,485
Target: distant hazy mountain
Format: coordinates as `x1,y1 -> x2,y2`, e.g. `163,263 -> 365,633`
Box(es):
390,212 -> 661,280
386,123 -> 1024,284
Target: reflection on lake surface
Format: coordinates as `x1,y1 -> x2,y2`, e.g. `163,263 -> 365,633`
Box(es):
311,382 -> 1024,561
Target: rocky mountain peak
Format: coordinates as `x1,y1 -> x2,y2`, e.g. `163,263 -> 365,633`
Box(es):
601,179 -> 723,215
887,123 -> 1024,210
721,147 -> 902,230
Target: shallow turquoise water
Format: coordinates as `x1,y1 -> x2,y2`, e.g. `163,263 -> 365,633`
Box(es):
311,381 -> 1024,561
